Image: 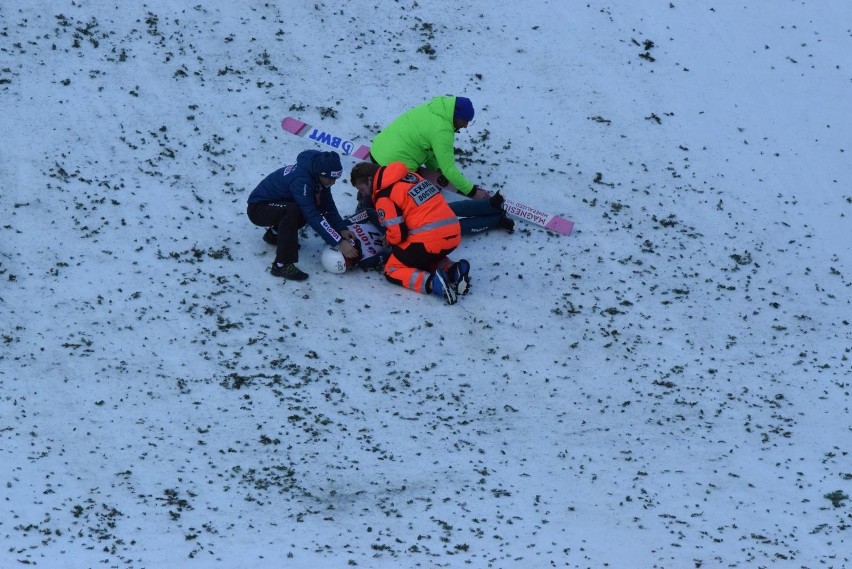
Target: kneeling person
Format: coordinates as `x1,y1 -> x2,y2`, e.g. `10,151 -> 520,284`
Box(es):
246,150 -> 359,280
349,162 -> 471,305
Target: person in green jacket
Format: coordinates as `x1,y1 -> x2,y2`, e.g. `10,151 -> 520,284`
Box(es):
370,96 -> 491,200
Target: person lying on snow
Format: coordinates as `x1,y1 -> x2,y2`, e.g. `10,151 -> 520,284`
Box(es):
319,208 -> 389,274
246,150 -> 359,281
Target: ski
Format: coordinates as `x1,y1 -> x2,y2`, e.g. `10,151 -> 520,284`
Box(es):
417,168 -> 574,236
280,116 -> 574,235
281,117 -> 370,160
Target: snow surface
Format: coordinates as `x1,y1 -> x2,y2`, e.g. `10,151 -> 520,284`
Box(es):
1,1 -> 851,568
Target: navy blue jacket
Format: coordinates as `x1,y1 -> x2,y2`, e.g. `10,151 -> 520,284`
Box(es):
248,150 -> 347,246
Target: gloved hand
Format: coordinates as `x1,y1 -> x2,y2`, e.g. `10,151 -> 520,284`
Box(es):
469,185 -> 492,200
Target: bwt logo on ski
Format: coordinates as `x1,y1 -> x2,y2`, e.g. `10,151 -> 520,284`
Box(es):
308,128 -> 355,155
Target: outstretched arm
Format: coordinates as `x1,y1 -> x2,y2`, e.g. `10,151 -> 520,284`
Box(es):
429,130 -> 474,195
292,183 -> 345,247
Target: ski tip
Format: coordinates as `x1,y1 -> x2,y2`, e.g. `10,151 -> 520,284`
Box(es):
281,116 -> 306,134
352,145 -> 371,160
545,217 -> 574,236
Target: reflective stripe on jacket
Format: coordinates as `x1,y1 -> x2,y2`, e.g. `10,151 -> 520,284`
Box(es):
372,162 -> 461,250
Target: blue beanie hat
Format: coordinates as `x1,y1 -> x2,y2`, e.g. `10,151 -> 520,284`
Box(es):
314,151 -> 343,179
454,97 -> 474,121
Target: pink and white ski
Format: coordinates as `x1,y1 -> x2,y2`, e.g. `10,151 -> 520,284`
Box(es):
281,117 -> 371,160
417,168 -> 574,236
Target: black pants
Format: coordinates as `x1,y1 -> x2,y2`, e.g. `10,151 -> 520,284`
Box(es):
393,242 -> 457,271
449,199 -> 503,234
246,202 -> 305,264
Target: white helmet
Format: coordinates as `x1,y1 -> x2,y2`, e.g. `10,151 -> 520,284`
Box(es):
321,247 -> 348,274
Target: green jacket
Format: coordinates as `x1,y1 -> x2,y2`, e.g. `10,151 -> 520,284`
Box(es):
370,96 -> 474,195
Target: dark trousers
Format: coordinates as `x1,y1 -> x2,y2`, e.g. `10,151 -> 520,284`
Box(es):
393,241 -> 457,271
246,202 -> 304,264
449,199 -> 503,235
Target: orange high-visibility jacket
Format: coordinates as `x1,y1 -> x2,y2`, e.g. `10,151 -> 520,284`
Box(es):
372,162 -> 461,252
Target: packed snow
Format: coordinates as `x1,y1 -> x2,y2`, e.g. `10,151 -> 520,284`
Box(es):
1,1 -> 850,567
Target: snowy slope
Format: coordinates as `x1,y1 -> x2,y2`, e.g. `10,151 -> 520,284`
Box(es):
1,1 -> 850,568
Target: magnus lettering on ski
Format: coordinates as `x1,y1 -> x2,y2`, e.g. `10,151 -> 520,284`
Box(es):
504,201 -> 548,224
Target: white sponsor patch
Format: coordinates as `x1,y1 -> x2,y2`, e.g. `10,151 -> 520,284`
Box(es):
320,218 -> 341,241
407,180 -> 439,206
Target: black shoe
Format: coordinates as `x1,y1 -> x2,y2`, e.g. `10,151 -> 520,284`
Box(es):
496,214 -> 515,233
489,191 -> 505,210
263,227 -> 278,245
271,262 -> 308,281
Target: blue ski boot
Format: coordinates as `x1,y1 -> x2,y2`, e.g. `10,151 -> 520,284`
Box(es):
448,259 -> 471,295
428,269 -> 458,305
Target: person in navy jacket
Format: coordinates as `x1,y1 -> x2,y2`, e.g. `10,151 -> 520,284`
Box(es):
247,150 -> 359,280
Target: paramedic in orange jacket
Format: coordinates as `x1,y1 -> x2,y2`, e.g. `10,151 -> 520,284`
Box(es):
354,162 -> 471,305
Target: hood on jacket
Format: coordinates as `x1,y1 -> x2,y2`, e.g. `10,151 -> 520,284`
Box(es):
425,96 -> 456,124
372,162 -> 413,194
